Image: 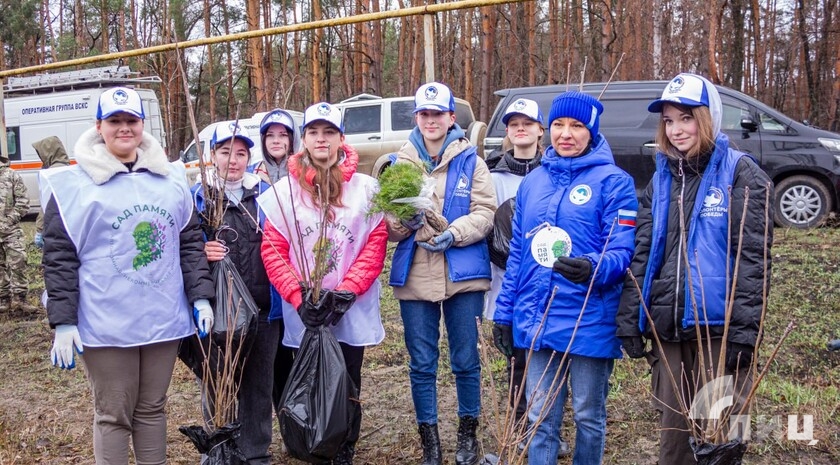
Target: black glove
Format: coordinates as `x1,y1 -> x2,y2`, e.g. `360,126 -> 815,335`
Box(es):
621,336 -> 646,359
324,290 -> 357,326
298,288 -> 331,328
492,323 -> 514,358
726,342 -> 754,371
553,256 -> 592,284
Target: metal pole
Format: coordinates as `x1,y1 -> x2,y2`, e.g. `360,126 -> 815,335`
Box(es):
423,14 -> 436,83
0,81 -> 8,164
0,0 -> 528,79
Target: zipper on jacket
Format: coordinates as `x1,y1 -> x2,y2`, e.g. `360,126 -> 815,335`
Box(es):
674,158 -> 685,340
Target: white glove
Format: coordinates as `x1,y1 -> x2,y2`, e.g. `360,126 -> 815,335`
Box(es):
193,299 -> 214,338
51,324 -> 83,370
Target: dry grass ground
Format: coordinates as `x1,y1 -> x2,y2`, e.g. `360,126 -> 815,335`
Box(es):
0,221 -> 838,464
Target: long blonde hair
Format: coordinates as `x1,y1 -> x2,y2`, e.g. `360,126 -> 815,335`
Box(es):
293,148 -> 345,221
655,103 -> 717,160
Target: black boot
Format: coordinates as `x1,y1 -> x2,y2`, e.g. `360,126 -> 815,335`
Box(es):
418,423 -> 443,465
455,416 -> 479,465
331,441 -> 355,465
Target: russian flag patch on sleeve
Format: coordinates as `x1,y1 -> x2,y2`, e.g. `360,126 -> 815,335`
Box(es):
618,209 -> 637,227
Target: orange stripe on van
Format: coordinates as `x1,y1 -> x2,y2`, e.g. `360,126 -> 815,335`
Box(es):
10,160 -> 77,170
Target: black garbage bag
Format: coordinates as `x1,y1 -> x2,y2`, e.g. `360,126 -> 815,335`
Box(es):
689,437 -> 747,465
212,256 -> 259,342
279,326 -> 361,463
179,422 -> 247,463
488,197 -> 516,269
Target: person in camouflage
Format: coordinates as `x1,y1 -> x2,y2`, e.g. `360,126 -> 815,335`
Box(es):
0,158 -> 30,311
32,136 -> 70,248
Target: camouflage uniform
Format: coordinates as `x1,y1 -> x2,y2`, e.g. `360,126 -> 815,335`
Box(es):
0,162 -> 29,309
32,136 -> 70,234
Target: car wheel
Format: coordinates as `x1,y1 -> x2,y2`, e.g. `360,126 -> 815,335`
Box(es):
774,175 -> 832,228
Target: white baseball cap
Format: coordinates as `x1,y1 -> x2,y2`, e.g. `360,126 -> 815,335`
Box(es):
303,102 -> 343,133
211,121 -> 255,149
97,87 -> 145,119
502,98 -> 544,125
648,74 -> 712,112
413,82 -> 456,113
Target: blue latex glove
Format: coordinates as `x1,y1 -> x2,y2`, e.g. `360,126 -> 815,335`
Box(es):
401,211 -> 425,231
417,229 -> 455,253
192,299 -> 214,338
34,232 -> 44,249
51,324 -> 83,370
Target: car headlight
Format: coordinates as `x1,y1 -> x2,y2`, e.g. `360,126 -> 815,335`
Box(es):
818,137 -> 840,152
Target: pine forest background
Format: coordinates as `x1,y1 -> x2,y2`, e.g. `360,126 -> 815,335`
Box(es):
1,0 -> 838,156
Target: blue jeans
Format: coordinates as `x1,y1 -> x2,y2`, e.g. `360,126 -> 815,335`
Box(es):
399,291 -> 484,424
526,350 -> 614,465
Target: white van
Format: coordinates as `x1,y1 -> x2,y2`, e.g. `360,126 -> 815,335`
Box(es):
2,66 -> 166,214
180,110 -> 304,183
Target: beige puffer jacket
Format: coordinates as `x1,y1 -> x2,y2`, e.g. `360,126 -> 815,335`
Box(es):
387,137 -> 496,302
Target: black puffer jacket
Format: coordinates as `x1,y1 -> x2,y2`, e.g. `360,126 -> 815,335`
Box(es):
192,174 -> 271,313
616,152 -> 774,346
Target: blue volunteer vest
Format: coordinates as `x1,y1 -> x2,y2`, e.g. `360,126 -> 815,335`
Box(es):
639,134 -> 745,333
390,146 -> 492,287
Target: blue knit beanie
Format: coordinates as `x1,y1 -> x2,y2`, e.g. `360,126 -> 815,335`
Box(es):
548,91 -> 604,140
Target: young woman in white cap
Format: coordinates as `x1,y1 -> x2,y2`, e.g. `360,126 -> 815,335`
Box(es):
386,82 -> 496,465
258,102 -> 387,465
251,108 -> 300,184
493,90 -> 637,465
40,86 -> 214,464
617,73 -> 773,464
188,122 -> 281,463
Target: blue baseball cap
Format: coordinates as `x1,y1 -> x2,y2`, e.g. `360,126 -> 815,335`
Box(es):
259,109 -> 296,135
648,74 -> 712,112
502,98 -> 544,125
211,121 -> 255,149
97,87 -> 145,120
413,82 -> 456,113
302,102 -> 343,133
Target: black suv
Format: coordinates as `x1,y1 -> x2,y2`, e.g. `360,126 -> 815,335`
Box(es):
485,81 -> 840,229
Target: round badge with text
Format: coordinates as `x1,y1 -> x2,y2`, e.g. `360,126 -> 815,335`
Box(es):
530,226 -> 573,267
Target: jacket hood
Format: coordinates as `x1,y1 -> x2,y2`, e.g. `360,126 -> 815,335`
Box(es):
541,136 -> 616,181
74,126 -> 170,185
287,142 -> 359,185
32,136 -> 70,167
686,73 -> 722,136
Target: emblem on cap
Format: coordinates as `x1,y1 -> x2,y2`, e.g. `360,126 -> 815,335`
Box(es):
269,112 -> 282,122
667,76 -> 685,94
513,99 -> 527,110
113,89 -> 129,105
317,103 -> 332,115
424,86 -> 438,101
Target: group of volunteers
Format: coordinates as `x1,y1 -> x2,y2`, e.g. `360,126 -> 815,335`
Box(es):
38,71 -> 772,465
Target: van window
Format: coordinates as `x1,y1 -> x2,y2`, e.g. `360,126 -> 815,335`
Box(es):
183,141 -> 200,163
721,103 -> 750,130
343,105 -> 381,135
599,99 -> 653,128
4,127 -> 20,161
391,101 -> 416,131
455,103 -> 474,127
759,111 -> 786,132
